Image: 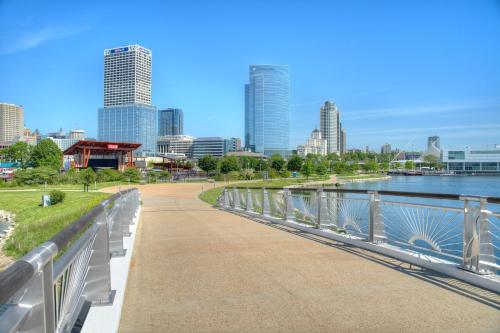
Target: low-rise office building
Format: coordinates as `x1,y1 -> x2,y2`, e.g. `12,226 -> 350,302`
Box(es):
157,135 -> 194,157
192,137 -> 227,159
442,145 -> 500,173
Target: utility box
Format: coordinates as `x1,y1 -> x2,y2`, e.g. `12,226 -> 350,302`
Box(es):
42,195 -> 51,207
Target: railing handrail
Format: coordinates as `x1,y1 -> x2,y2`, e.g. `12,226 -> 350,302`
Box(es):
0,188 -> 137,306
231,186 -> 500,203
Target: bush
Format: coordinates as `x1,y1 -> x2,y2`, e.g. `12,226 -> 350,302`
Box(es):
122,167 -> 142,182
96,168 -> 122,182
49,190 -> 66,205
14,167 -> 58,185
279,169 -> 291,178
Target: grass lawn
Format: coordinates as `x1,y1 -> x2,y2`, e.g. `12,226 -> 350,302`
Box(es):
199,176 -> 329,206
0,191 -> 110,258
0,181 -> 134,191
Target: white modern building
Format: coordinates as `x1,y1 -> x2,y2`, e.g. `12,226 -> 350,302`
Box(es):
68,129 -> 86,140
49,137 -> 80,152
98,45 -> 157,155
157,135 -> 194,157
0,103 -> 24,145
297,129 -> 327,157
320,101 -> 340,154
442,145 -> 500,173
103,45 -> 152,107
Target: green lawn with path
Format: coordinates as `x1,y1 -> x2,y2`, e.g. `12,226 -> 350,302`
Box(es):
1,191 -> 110,258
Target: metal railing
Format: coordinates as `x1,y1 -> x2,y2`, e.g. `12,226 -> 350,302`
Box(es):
0,188 -> 140,333
218,187 -> 500,290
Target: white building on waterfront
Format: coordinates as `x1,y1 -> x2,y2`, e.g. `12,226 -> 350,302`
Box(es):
297,129 -> 327,157
442,145 -> 500,173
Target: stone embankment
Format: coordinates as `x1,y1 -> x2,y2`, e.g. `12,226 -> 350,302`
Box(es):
0,210 -> 15,271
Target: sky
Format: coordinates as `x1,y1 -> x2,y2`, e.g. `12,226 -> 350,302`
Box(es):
1,0 -> 499,151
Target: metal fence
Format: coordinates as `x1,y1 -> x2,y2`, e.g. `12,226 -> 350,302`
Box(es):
218,187 -> 500,286
0,188 -> 140,333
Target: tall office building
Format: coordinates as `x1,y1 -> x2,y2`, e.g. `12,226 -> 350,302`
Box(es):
245,65 -> 290,156
320,101 -> 340,154
98,45 -> 157,155
0,103 -> 24,145
381,143 -> 392,154
340,127 -> 346,154
158,108 -> 183,136
427,135 -> 441,157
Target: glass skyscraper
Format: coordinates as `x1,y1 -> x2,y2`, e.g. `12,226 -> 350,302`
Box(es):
98,45 -> 157,155
245,65 -> 290,156
158,108 -> 184,136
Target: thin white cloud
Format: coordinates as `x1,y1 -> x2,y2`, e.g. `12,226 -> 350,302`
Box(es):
349,124 -> 500,136
0,25 -> 90,55
343,102 -> 500,121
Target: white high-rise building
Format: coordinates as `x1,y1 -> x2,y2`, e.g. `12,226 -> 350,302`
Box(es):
103,45 -> 152,107
0,103 -> 24,145
99,45 -> 157,155
320,101 -> 340,154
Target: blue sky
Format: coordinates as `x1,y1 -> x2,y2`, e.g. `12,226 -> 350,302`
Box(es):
1,0 -> 499,151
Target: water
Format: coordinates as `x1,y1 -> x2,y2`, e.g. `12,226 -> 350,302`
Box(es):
342,175 -> 500,198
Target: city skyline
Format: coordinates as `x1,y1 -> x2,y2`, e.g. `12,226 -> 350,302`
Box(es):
1,1 -> 500,150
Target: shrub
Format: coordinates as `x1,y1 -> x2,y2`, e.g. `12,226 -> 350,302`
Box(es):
279,169 -> 291,178
49,190 -> 66,205
96,168 -> 122,182
14,167 -> 58,185
122,167 -> 142,182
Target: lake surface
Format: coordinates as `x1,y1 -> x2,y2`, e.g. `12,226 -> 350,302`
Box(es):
342,175 -> 500,197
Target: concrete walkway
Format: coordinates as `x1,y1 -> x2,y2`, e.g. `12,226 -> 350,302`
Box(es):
118,183 -> 500,333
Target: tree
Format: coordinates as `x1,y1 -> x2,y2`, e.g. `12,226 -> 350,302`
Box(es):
404,160 -> 415,170
380,161 -> 390,171
1,142 -> 32,168
315,162 -> 328,176
333,161 -> 348,174
301,159 -> 314,179
424,154 -> 439,168
393,162 -> 402,169
79,168 -> 96,185
219,156 -> 240,174
270,154 -> 285,171
30,139 -> 62,170
123,167 -> 141,182
363,160 -> 379,173
198,155 -> 218,176
287,155 -> 303,172
159,169 -> 171,181
254,159 -> 268,171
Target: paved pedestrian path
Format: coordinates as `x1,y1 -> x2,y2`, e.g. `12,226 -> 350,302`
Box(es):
118,183 -> 499,333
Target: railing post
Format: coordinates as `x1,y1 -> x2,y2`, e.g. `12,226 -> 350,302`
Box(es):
246,188 -> 254,213
284,189 -> 295,222
10,242 -> 58,333
108,200 -> 126,257
84,212 -> 114,305
462,197 -> 495,274
223,187 -> 230,207
233,187 -> 241,210
262,188 -> 270,216
316,189 -> 329,228
368,191 -> 385,242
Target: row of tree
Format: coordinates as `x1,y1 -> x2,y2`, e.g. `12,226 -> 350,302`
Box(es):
196,153 -> 442,179
1,140 -> 63,170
